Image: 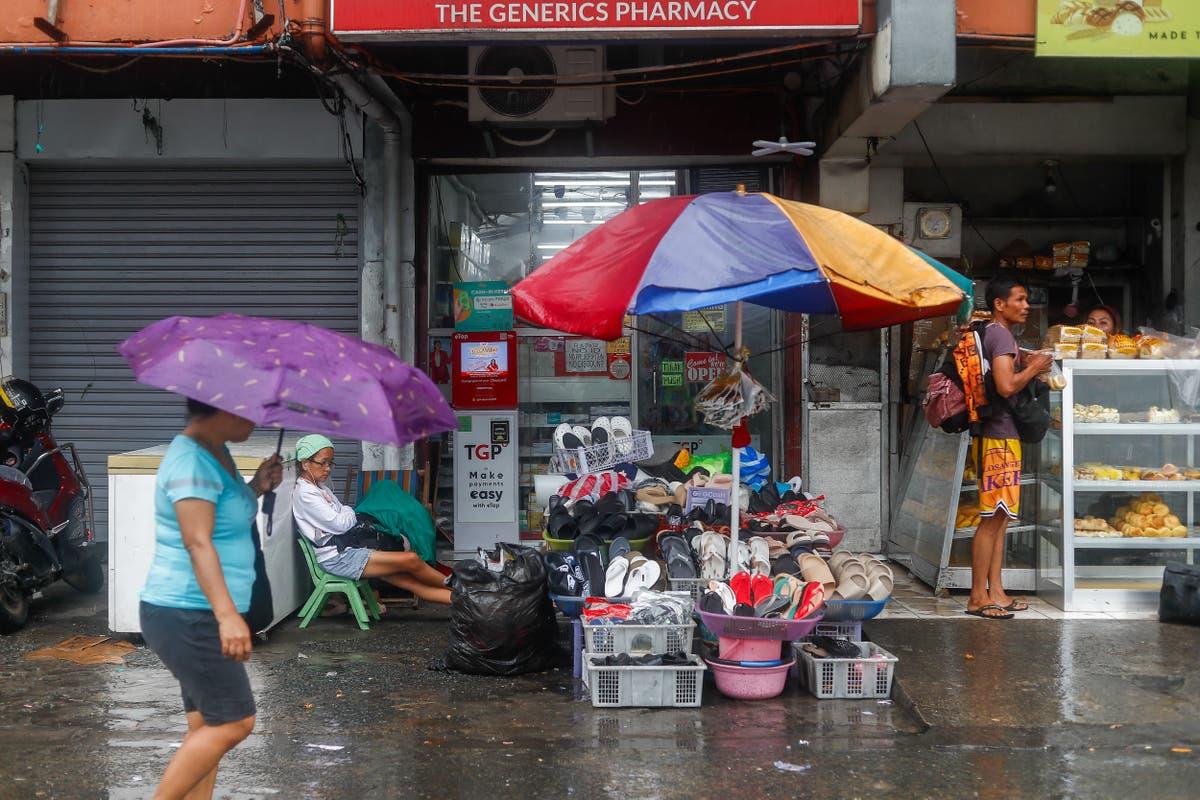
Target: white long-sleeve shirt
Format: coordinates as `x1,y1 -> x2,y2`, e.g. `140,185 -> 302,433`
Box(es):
293,479 -> 357,565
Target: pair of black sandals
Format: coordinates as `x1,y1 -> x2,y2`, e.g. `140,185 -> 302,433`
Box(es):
547,491 -> 659,543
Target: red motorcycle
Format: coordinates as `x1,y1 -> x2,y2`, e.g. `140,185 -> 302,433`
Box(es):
0,378 -> 101,633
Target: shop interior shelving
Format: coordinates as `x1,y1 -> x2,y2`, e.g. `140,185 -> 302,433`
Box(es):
1039,359 -> 1200,611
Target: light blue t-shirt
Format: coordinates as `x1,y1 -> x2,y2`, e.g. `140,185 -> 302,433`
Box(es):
141,435 -> 259,612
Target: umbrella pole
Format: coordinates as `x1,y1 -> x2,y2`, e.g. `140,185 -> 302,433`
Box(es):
262,428 -> 285,537
729,302 -> 743,578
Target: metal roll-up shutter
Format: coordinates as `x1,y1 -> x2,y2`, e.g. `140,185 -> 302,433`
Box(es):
28,165 -> 362,539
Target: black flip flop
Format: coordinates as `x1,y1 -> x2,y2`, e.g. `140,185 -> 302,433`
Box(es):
1004,599 -> 1029,612
965,604 -> 1014,620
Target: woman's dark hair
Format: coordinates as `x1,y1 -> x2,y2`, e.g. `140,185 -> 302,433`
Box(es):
985,276 -> 1026,312
1087,304 -> 1122,333
186,398 -> 221,419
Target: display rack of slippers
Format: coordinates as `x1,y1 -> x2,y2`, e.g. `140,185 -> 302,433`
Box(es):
540,423 -> 899,702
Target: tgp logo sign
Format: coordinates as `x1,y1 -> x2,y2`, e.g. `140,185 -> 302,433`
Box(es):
463,443 -> 507,460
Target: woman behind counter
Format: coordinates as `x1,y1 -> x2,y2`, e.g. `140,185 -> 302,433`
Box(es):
139,399 -> 283,800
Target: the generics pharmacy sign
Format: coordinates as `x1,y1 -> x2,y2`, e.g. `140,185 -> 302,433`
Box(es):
331,0 -> 861,39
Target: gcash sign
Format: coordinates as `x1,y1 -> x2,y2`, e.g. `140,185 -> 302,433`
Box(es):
331,0 -> 861,39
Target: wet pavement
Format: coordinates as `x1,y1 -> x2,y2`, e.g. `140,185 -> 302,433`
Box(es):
0,584 -> 1197,799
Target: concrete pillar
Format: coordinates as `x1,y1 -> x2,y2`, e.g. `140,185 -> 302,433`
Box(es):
360,121 -> 387,469
819,0 -> 956,213
0,95 -> 14,376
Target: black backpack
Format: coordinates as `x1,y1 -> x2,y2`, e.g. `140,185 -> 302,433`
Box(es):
933,321 -> 1048,444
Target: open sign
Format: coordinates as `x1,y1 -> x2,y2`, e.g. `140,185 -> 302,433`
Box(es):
685,352 -> 726,384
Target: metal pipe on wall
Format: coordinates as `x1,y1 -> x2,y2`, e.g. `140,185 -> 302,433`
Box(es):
329,73 -> 416,470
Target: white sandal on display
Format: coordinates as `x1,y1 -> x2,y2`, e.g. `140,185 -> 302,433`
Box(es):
610,416 -> 634,457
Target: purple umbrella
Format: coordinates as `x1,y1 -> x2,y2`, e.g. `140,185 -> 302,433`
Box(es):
118,313 -> 456,447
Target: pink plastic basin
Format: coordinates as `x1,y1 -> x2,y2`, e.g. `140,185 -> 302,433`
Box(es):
706,657 -> 793,700
718,636 -> 783,662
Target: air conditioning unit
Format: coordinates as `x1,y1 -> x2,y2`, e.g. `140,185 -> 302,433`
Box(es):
902,203 -> 962,258
468,46 -> 615,126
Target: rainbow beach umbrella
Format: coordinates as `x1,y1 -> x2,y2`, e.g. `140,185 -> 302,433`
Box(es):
512,190 -> 968,341
511,189 -> 968,572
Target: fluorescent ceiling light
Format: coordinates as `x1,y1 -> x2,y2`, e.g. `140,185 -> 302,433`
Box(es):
534,172 -> 630,180
542,219 -> 606,225
541,201 -> 626,208
536,243 -> 571,250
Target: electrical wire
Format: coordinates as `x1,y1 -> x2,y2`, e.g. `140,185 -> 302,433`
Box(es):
912,120 -> 1003,259
494,129 -> 557,147
363,36 -> 873,88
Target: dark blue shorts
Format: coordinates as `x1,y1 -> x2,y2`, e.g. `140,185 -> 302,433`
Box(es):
140,601 -> 256,726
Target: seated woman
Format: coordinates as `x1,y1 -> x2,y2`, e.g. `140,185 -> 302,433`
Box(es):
292,435 -> 451,605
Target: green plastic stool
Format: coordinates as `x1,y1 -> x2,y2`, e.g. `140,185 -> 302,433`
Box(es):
297,538 -> 382,631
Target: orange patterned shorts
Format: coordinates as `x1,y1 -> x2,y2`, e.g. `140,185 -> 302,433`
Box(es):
974,437 -> 1021,520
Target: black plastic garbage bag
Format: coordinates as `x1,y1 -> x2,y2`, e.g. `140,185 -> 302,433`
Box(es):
1159,562 -> 1200,625
443,543 -> 559,675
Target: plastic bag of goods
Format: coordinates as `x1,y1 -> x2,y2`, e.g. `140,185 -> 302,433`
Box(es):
443,543 -> 560,675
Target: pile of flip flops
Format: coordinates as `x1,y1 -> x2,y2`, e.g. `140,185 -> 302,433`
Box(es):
545,492 -> 660,544
545,537 -> 666,600
699,571 -> 825,621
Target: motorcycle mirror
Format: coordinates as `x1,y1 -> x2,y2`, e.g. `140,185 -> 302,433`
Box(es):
46,388 -> 64,417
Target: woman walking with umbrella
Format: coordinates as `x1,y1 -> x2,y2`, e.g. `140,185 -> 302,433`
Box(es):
139,399 -> 282,800
119,313 -> 457,798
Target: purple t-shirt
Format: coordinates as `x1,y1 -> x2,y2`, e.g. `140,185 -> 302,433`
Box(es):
981,322 -> 1020,439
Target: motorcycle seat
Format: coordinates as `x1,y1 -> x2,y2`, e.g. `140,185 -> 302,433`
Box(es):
32,490 -> 56,512
0,464 -> 33,491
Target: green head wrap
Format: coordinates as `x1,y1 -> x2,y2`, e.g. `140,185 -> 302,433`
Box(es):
295,434 -> 335,462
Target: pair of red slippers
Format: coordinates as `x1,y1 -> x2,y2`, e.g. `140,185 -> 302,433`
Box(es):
730,571 -> 775,606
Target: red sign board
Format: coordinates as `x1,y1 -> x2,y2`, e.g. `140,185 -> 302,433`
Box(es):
452,331 -> 519,409
332,0 -> 860,38
685,351 -> 727,384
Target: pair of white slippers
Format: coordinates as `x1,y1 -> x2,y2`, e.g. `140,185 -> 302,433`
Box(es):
604,551 -> 662,598
554,416 -> 634,457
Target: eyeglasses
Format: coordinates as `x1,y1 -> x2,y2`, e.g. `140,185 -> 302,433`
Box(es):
309,458 -> 335,468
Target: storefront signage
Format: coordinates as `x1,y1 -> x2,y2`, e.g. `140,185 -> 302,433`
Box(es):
661,373 -> 684,387
454,412 -> 518,524
652,433 -> 761,456
607,353 -> 632,380
685,351 -> 727,384
452,331 -> 519,409
453,281 -> 513,331
331,0 -> 861,38
1036,0 -> 1199,58
682,305 -> 726,334
661,359 -> 683,374
564,339 -> 607,374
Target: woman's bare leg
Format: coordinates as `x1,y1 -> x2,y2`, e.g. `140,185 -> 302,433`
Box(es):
153,714 -> 254,800
362,551 -> 447,588
181,713 -> 218,800
380,573 -> 451,604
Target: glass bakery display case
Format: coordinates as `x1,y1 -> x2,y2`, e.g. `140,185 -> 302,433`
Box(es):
888,423 -> 1042,593
1039,359 -> 1200,611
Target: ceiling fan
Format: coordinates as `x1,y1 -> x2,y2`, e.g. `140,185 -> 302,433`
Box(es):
751,137 -> 816,158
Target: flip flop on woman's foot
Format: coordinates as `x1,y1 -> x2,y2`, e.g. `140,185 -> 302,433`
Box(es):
965,604 -> 1014,620
1002,599 -> 1029,612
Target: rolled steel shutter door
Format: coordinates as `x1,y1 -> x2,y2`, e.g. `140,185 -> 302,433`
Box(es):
27,165 -> 362,539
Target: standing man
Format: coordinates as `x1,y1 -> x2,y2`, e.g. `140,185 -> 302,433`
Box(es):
967,277 -> 1052,620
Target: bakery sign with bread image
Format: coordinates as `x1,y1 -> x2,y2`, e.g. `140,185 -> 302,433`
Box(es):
1037,1 -> 1199,57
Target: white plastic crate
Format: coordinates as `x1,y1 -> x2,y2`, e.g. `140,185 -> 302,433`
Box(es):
668,577 -> 706,603
586,655 -> 707,707
584,623 -> 695,656
551,430 -> 654,475
793,641 -> 897,700
799,621 -> 863,643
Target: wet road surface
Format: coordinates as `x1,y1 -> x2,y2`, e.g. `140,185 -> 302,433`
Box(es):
0,584 -> 1197,799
